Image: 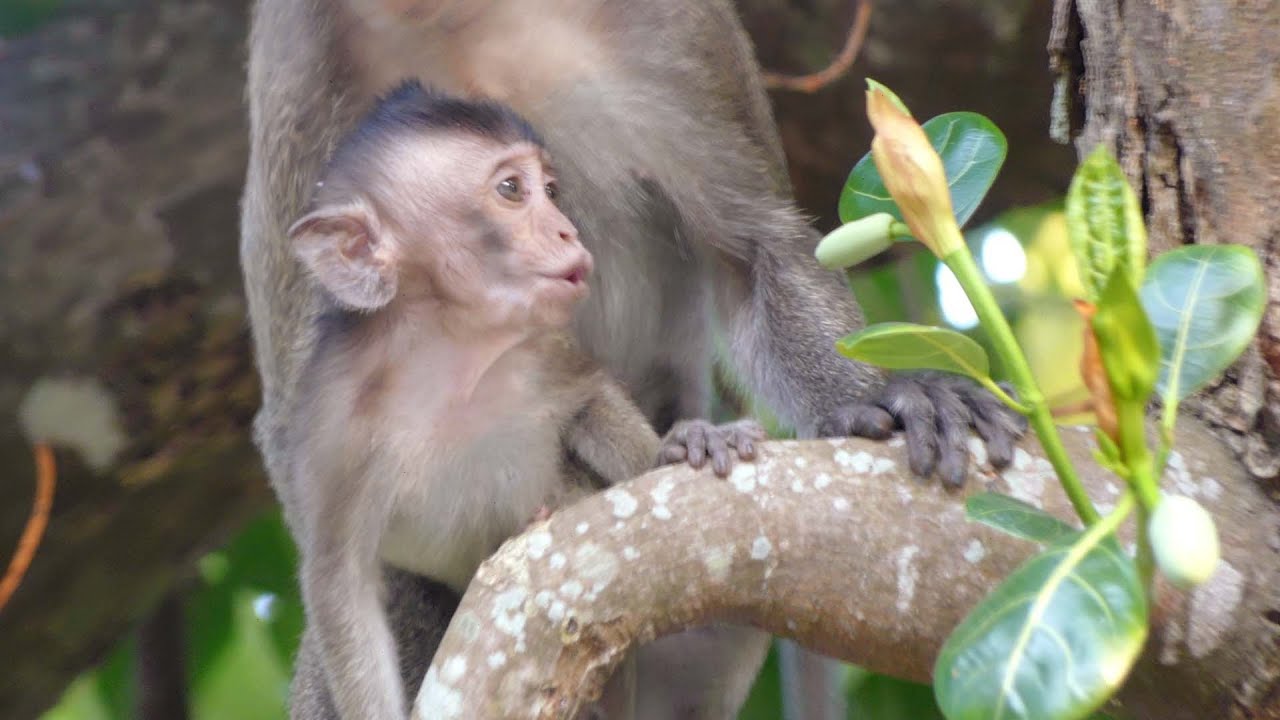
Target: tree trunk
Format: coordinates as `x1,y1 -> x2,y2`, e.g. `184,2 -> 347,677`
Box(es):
1048,1 -> 1280,714
1049,0 -> 1280,489
0,1 -> 266,717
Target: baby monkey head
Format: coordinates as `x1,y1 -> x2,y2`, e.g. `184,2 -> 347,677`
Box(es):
289,81 -> 592,330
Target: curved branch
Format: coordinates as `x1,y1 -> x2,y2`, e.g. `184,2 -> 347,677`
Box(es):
0,443 -> 55,612
762,1 -> 872,93
418,418 -> 1280,719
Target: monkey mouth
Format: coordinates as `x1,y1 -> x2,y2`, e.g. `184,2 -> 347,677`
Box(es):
544,259 -> 591,288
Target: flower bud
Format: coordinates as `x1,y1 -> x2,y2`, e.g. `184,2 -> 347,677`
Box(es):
1149,494 -> 1220,589
865,81 -> 962,257
1074,299 -> 1119,442
815,213 -> 896,270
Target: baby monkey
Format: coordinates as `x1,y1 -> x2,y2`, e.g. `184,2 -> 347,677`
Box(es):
281,82 -> 764,720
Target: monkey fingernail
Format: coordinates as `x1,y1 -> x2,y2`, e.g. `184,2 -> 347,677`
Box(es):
713,456 -> 731,477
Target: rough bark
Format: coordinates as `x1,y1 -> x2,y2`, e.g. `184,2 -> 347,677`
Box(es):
418,420 -> 1280,720
0,1 -> 265,718
1049,0 -> 1280,488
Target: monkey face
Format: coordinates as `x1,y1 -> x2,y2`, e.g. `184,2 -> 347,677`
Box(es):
472,142 -> 593,329
291,124 -> 593,334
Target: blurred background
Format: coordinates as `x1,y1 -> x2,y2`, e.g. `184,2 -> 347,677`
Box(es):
0,1 -> 1088,717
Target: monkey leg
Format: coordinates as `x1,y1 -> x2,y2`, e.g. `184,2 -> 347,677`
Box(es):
633,625 -> 773,720
290,567 -> 459,720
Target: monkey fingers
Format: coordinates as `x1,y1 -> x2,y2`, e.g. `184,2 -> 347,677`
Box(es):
816,403 -> 896,440
658,419 -> 767,477
957,380 -> 1026,470
873,371 -> 1026,488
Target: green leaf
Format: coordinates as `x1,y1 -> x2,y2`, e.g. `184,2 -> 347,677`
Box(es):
1091,271 -> 1160,402
967,493 -> 1080,545
737,646 -> 784,720
839,112 -> 1007,227
0,0 -> 62,37
1139,245 -> 1265,403
1091,430 -> 1126,477
848,670 -> 946,720
934,528 -> 1147,720
837,322 -> 991,381
1065,146 -> 1147,302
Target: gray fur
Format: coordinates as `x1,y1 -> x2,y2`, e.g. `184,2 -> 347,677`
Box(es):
241,2 -> 1022,718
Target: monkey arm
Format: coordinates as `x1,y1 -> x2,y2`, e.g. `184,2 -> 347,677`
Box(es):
563,378 -> 663,486
714,231 -> 1023,486
714,232 -> 888,435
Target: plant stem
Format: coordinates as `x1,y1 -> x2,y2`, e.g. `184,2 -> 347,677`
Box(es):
1088,490 -> 1136,545
1117,399 -> 1161,511
1135,502 -> 1155,590
943,247 -> 1100,525
977,377 -> 1032,415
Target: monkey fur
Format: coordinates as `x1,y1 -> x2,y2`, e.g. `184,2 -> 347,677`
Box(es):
279,83 -> 764,719
241,2 -> 1024,717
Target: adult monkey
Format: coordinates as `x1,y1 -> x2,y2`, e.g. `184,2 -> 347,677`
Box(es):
240,1 -> 1023,717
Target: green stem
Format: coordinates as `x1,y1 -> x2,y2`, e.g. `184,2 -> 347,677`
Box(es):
1159,391 -> 1179,440
889,221 -> 913,240
977,377 -> 1032,415
1087,490 -> 1136,546
1135,502 -> 1155,590
1153,413 -> 1175,477
943,246 -> 1100,525
1117,399 -> 1161,511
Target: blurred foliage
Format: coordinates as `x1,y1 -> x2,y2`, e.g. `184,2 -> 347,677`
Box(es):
0,0 -> 63,37
851,199 -> 1087,415
40,203 -> 1082,718
847,668 -> 944,719
737,645 -> 783,719
42,512 -> 300,720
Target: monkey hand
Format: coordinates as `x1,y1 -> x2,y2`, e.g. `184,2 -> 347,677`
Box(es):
658,418 -> 767,478
818,371 -> 1026,488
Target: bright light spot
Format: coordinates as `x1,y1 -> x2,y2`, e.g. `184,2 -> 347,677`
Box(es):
980,228 -> 1027,283
253,593 -> 278,621
936,264 -> 978,329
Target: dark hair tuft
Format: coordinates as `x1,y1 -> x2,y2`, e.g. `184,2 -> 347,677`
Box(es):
334,80 -> 542,164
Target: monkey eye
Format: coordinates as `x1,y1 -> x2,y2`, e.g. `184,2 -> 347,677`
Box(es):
497,176 -> 523,202
545,181 -> 560,202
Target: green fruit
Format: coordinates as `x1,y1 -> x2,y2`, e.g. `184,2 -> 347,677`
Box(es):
815,213 -> 896,270
1149,494 -> 1220,589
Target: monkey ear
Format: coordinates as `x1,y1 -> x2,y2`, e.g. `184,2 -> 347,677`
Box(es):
288,202 -> 398,311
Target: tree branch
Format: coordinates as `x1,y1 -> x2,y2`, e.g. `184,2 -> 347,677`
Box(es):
419,418 -> 1280,719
